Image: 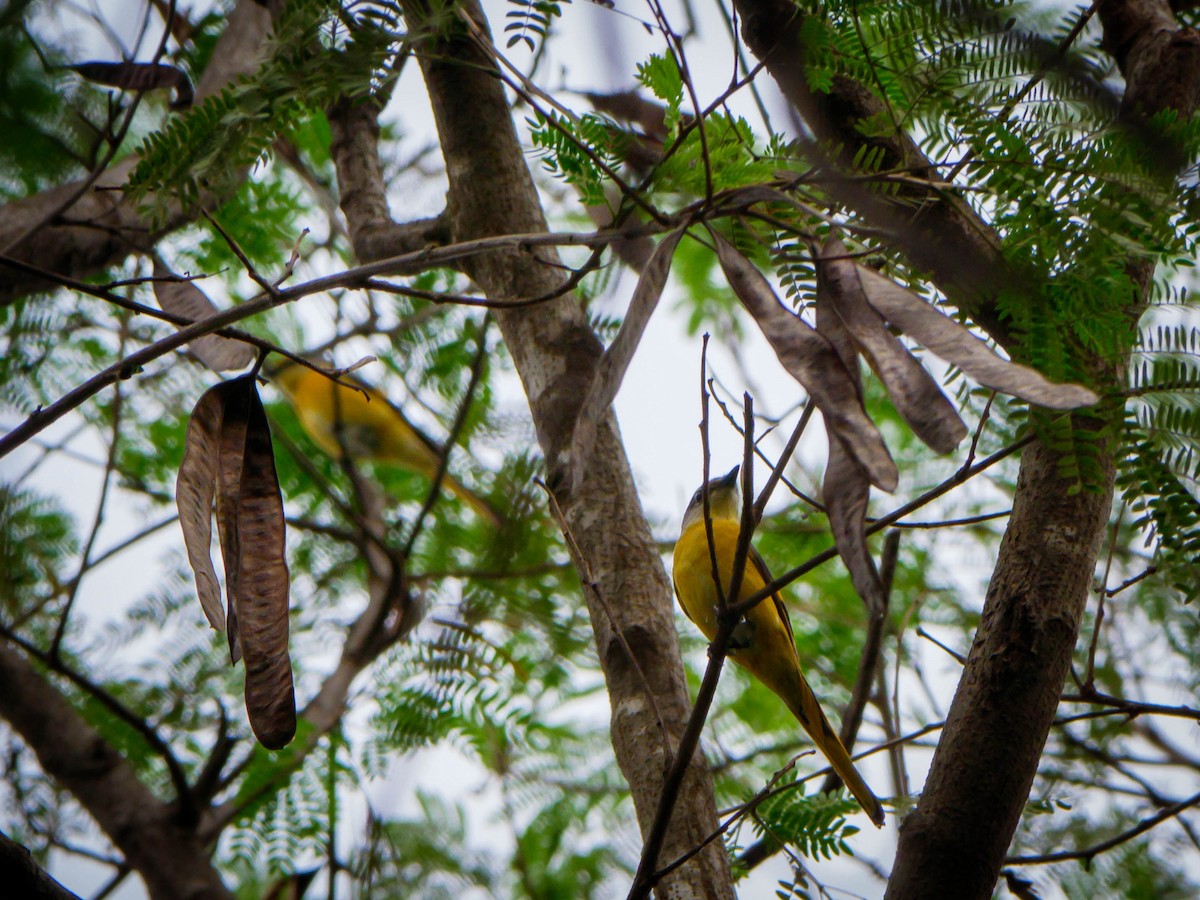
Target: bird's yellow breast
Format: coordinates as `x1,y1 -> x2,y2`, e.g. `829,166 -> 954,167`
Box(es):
672,518 -> 768,639
672,516 -> 804,692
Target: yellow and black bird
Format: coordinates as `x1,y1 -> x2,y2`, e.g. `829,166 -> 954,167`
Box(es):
671,465 -> 885,827
272,361 -> 498,525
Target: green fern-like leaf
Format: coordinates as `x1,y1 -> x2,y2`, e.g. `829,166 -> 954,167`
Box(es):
528,110 -> 627,207
636,53 -> 684,133
127,0 -> 392,225
504,0 -> 563,52
0,486 -> 77,616
752,788 -> 862,863
1118,418 -> 1200,600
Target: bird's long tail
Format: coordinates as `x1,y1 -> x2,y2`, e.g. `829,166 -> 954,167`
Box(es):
783,669 -> 885,827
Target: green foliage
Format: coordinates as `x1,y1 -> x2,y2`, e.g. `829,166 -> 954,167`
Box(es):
8,0 -> 1200,895
351,793 -> 499,896
752,789 -> 861,863
0,17 -> 89,196
1117,419 -> 1200,599
224,723 -> 337,876
511,795 -> 622,898
127,0 -> 394,224
182,167 -> 310,277
1049,820 -> 1199,899
505,0 -> 563,52
0,291 -> 114,415
0,486 -> 77,615
636,53 -> 684,133
1120,321 -> 1200,597
651,110 -> 772,196
529,111 -> 629,208
668,234 -> 741,337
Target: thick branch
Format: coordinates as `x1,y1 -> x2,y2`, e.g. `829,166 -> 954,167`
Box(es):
327,94 -> 451,263
0,643 -> 232,900
885,435 -> 1115,898
731,0 -> 1016,349
0,831 -> 83,900
885,2 -> 1200,896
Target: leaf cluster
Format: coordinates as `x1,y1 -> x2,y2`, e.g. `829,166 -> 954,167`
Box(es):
127,0 -> 397,225
752,789 -> 861,864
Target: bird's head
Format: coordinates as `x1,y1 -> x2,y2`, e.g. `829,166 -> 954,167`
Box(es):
681,465 -> 741,531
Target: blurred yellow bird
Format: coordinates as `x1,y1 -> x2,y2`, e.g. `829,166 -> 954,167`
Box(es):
272,361 -> 498,525
672,466 -> 885,827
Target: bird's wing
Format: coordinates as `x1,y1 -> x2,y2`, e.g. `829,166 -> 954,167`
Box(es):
747,544 -> 796,648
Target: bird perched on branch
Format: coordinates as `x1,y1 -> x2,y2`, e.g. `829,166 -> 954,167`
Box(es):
271,361 -> 498,525
671,465 -> 885,827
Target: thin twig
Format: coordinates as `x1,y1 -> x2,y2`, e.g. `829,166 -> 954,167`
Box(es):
200,209 -> 283,297
0,623 -> 195,817
50,315 -> 129,660
703,723 -> 948,878
0,223 -> 688,460
752,400 -> 815,523
822,529 -> 900,790
729,434 -> 1035,619
1,0 -> 175,256
743,529 -> 901,871
1006,790 -> 1200,866
945,1 -> 1103,182
1086,503 -> 1125,687
1104,566 -> 1157,597
536,480 -> 670,759
708,385 -> 822,512
627,350 -> 751,899
917,627 -> 968,666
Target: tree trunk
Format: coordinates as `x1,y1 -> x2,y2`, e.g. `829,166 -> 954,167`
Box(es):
885,437 -> 1113,897
396,2 -> 734,895
727,0 -> 1200,894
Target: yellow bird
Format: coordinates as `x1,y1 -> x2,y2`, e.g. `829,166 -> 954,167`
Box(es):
272,361 -> 499,525
672,466 -> 885,827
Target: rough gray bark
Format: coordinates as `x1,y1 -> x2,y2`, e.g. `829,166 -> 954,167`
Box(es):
0,2 -> 731,893
327,94 -> 451,263
885,438 -> 1114,897
390,3 -> 734,895
891,1 -> 1196,895
0,644 -> 232,900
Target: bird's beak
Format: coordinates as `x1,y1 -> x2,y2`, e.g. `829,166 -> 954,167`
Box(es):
720,465 -> 740,488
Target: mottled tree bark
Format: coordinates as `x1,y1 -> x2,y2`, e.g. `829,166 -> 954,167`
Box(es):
888,3 -> 1200,894
885,438 -> 1114,897
388,3 -> 735,895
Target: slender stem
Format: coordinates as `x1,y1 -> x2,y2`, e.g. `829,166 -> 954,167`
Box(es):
1006,791 -> 1200,866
